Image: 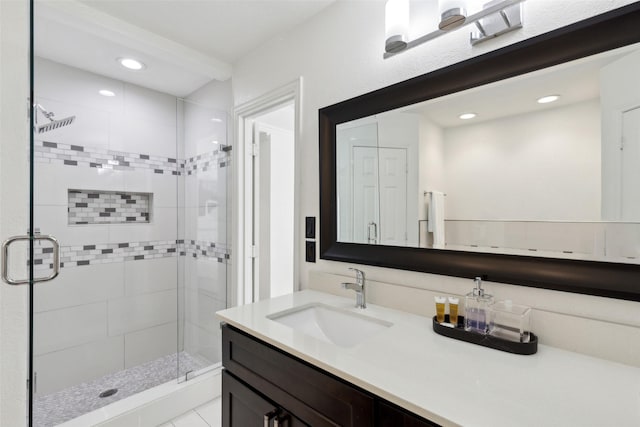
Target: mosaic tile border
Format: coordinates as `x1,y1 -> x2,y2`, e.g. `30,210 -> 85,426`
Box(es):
34,141 -> 231,175
33,239 -> 230,271
185,149 -> 230,175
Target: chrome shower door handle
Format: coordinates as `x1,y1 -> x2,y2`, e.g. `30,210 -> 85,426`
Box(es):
2,234 -> 60,285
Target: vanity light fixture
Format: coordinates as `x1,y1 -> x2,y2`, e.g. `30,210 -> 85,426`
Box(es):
384,0 -> 525,58
118,57 -> 145,71
459,112 -> 477,120
385,0 -> 410,54
537,95 -> 560,104
439,0 -> 468,31
99,90 -> 115,97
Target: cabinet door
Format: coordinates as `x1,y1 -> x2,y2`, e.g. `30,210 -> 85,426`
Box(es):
223,370 -> 307,427
223,370 -> 277,427
223,324 -> 374,426
377,401 -> 441,427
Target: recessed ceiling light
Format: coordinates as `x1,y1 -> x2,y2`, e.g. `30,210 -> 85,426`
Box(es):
211,140 -> 220,145
118,57 -> 145,71
459,112 -> 477,120
210,118 -> 223,123
99,90 -> 116,97
537,95 -> 560,104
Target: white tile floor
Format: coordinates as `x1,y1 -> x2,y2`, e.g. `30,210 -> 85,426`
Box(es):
159,398 -> 221,427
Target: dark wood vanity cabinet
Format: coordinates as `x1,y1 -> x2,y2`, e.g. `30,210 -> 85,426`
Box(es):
222,324 -> 440,427
223,370 -> 306,426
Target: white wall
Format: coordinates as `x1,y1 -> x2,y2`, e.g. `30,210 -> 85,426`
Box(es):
0,0 -> 30,424
418,117 -> 445,247
600,48 -> 640,220
443,99 -> 601,221
232,0 -> 640,366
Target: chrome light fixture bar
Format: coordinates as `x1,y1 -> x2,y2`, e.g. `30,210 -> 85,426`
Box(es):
384,0 -> 525,59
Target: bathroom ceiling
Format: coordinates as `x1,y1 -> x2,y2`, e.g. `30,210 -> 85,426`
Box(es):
35,0 -> 335,97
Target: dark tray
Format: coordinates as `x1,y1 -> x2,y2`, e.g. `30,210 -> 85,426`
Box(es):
432,315 -> 538,355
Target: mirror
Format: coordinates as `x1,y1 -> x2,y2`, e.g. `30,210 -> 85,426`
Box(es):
320,4 -> 640,301
336,41 -> 640,264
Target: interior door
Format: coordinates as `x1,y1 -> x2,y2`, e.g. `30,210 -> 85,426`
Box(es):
378,147 -> 408,246
251,114 -> 295,302
254,125 -> 270,301
352,146 -> 380,244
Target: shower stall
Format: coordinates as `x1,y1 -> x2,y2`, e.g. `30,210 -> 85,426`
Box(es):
27,56 -> 231,426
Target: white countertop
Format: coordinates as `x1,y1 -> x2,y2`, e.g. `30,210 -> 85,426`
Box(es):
216,290 -> 640,427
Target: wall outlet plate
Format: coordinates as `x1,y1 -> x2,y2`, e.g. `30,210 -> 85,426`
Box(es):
305,241 -> 316,263
305,216 -> 316,239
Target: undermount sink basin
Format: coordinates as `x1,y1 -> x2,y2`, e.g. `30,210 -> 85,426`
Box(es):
268,303 -> 392,348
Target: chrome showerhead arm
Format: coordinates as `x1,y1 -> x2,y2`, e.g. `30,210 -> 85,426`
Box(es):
35,104 -> 55,121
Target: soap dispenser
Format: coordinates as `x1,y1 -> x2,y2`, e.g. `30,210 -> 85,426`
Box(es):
465,277 -> 493,334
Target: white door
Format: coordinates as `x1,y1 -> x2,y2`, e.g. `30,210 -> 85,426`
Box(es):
621,107 -> 640,221
254,126 -> 269,301
352,147 -> 380,244
352,146 -> 408,245
378,147 -> 408,246
252,118 -> 295,301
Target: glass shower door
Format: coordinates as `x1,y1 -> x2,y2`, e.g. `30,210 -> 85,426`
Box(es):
177,99 -> 230,381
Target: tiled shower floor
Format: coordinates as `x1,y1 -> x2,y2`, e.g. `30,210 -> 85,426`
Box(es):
33,352 -> 210,427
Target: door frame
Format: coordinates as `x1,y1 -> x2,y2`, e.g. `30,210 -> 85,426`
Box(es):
233,79 -> 302,305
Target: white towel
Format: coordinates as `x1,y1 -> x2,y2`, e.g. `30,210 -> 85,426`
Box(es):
428,191 -> 445,249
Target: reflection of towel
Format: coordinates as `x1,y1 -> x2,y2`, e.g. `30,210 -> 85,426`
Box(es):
428,191 -> 445,249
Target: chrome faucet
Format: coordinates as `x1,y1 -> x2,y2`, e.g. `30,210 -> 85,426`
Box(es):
341,268 -> 366,309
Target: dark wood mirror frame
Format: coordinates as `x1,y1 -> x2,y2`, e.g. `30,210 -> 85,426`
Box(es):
319,3 -> 640,302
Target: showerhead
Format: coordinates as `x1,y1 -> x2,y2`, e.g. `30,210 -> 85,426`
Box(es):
37,116 -> 76,134
35,104 -> 75,134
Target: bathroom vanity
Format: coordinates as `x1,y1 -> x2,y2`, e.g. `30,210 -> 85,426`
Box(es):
222,324 -> 435,426
217,290 -> 640,427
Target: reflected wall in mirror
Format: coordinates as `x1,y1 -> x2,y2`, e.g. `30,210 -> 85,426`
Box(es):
336,41 -> 640,264
320,4 -> 640,301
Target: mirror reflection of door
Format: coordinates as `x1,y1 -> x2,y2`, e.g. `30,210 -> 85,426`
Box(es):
352,146 -> 408,245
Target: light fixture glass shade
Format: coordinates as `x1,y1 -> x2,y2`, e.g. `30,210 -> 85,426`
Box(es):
385,0 -> 410,53
438,0 -> 468,31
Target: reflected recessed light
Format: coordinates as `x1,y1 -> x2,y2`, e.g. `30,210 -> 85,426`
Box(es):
99,89 -> 116,97
211,140 -> 220,145
118,57 -> 145,71
210,118 -> 223,123
459,112 -> 477,120
537,95 -> 560,104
